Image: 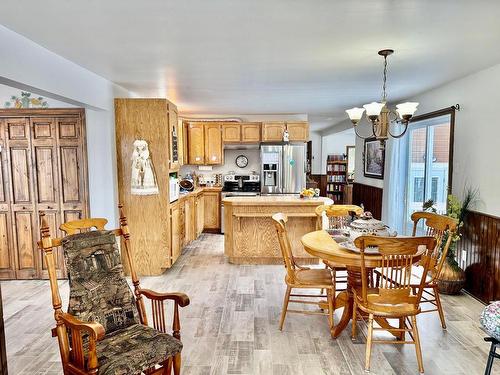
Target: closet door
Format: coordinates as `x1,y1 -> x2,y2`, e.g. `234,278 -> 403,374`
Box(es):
57,117 -> 87,225
5,118 -> 39,279
0,120 -> 16,279
31,117 -> 66,278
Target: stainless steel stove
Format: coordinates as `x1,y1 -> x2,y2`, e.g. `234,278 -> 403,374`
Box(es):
221,174 -> 260,233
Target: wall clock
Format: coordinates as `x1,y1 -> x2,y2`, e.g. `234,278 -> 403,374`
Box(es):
235,154 -> 248,168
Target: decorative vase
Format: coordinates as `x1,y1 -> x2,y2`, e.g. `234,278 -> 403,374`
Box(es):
436,260 -> 466,295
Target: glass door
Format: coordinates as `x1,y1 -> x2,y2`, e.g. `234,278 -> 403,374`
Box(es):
405,113 -> 452,233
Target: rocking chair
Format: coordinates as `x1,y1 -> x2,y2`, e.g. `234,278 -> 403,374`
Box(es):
38,204 -> 190,375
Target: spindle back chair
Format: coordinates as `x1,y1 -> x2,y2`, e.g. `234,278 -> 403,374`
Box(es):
315,204 -> 364,291
352,235 -> 436,374
410,211 -> 458,328
272,213 -> 335,332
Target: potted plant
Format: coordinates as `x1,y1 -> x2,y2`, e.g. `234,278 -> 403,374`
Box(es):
422,187 -> 478,295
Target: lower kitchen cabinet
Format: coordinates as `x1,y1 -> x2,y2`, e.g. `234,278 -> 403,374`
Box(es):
203,191 -> 221,231
169,188 -> 221,266
170,201 -> 183,265
195,192 -> 204,237
184,195 -> 195,244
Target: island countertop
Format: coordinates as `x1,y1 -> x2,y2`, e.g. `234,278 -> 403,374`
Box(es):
223,195 -> 332,264
223,195 -> 333,206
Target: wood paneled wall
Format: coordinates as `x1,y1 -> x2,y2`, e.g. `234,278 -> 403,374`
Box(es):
0,284 -> 6,375
456,210 -> 500,303
352,182 -> 383,219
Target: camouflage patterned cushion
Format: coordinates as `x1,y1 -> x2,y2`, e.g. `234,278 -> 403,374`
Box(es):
96,324 -> 182,375
62,230 -> 139,334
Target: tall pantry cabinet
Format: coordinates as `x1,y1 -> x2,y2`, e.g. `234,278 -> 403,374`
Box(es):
115,99 -> 175,276
0,109 -> 89,280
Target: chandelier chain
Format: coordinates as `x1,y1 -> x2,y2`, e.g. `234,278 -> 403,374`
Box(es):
382,55 -> 388,102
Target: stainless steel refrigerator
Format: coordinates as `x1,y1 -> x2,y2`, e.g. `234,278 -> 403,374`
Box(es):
261,144 -> 306,194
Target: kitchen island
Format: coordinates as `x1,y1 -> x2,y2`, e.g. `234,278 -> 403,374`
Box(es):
223,195 -> 332,264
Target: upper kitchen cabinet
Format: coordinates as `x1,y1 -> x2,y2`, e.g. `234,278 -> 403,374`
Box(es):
286,121 -> 309,142
187,122 -> 205,164
222,123 -> 241,143
168,103 -> 180,171
204,122 -> 223,164
261,121 -> 309,142
262,121 -> 286,142
241,122 -> 261,142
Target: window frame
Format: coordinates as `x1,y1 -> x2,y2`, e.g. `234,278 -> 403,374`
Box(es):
409,106 -> 456,197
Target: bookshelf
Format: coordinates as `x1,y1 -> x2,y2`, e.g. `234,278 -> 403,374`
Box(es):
326,154 -> 348,203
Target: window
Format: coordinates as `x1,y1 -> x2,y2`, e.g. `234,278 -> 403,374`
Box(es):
404,108 -> 455,232
413,177 -> 424,202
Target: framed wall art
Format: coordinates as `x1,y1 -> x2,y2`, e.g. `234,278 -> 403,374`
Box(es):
363,138 -> 385,179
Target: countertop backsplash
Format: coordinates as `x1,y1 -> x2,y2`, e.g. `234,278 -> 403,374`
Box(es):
179,148 -> 261,179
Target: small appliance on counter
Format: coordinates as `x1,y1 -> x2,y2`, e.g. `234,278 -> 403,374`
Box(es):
198,174 -> 219,187
180,179 -> 194,192
169,175 -> 180,202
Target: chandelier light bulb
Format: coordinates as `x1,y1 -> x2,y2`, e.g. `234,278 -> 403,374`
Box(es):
363,102 -> 384,117
396,102 -> 419,121
345,107 -> 365,123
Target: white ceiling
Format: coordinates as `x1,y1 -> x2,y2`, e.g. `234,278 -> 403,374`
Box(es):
1,0 -> 500,130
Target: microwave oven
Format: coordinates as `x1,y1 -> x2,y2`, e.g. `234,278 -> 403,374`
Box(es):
169,177 -> 179,202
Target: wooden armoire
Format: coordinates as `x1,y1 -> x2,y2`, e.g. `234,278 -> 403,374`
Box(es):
0,108 -> 89,280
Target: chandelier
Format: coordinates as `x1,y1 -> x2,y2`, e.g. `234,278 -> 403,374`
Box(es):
345,49 -> 418,147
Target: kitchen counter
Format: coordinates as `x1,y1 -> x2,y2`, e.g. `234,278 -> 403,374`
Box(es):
223,195 -> 333,264
175,186 -> 222,203
223,195 -> 332,206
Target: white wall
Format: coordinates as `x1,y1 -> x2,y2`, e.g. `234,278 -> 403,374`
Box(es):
320,128 -> 355,174
0,25 -> 134,226
180,148 -> 261,177
405,63 -> 500,216
309,131 -> 322,174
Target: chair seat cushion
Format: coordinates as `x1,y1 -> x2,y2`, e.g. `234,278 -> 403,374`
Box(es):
294,268 -> 334,287
481,301 -> 500,341
96,324 -> 182,375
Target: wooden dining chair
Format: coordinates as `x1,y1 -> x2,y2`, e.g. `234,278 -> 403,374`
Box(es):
315,204 -> 364,291
351,235 -> 436,374
410,211 -> 458,329
272,213 -> 335,331
38,204 -> 190,375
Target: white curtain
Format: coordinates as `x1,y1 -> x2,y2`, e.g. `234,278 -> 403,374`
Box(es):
382,124 -> 409,235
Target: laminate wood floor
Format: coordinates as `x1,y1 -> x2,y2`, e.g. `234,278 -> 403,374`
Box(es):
1,234 -> 497,374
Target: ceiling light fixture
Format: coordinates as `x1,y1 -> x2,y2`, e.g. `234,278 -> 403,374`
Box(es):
346,49 -> 418,148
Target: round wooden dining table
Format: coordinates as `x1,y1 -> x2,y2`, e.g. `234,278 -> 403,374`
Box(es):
301,229 -> 425,339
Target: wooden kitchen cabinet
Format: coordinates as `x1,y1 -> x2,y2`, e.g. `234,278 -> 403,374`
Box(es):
170,201 -> 182,266
203,191 -> 220,231
222,123 -> 241,143
195,192 -> 204,237
286,121 -> 309,141
262,121 -> 286,142
187,122 -> 205,164
241,123 -> 261,142
204,122 -> 223,165
184,195 -> 195,244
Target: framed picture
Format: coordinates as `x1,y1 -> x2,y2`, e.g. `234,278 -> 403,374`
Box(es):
363,138 -> 385,179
